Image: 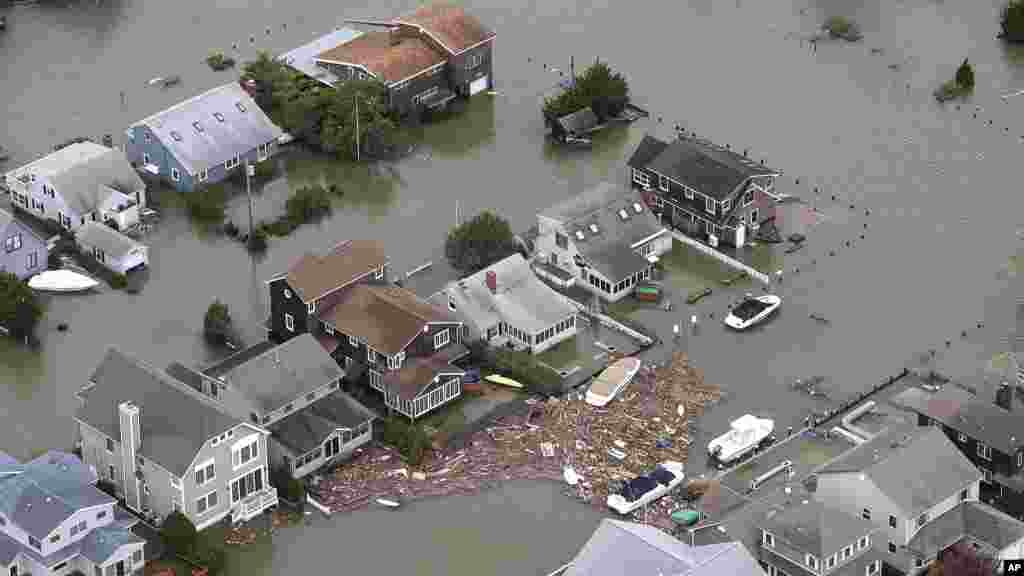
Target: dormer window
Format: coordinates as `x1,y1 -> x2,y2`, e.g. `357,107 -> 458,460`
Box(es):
762,531 -> 774,548
589,224 -> 599,234
842,545 -> 853,560
705,197 -> 715,214
977,442 -> 992,460
448,295 -> 457,312
307,301 -> 316,314
618,209 -> 629,220
236,102 -> 247,113
858,535 -> 869,550
633,202 -> 644,214
170,131 -> 182,142
959,432 -> 968,443
805,554 -> 818,570
193,121 -> 204,133
575,230 -> 585,241
866,560 -> 880,575
214,112 -> 225,122
827,555 -> 837,569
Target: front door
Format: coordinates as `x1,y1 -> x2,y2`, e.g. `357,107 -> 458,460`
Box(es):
116,561 -> 125,576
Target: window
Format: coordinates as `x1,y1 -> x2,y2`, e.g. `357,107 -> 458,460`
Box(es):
106,438 -> 115,453
983,468 -> 993,483
171,168 -> 180,182
960,488 -> 969,501
915,558 -> 923,568
632,169 -> 650,188
888,541 -> 897,553
195,490 -> 218,514
375,266 -> 384,280
170,131 -> 182,142
388,352 -> 405,370
367,348 -> 377,365
49,533 -> 60,543
805,555 -> 817,570
917,512 -> 928,528
721,198 -> 731,213
866,560 -> 880,575
170,476 -> 180,488
232,436 -> 259,469
465,53 -> 482,70
193,121 -> 204,133
236,102 -> 247,113
1019,451 -> 1023,468
230,467 -> 264,503
144,131 -> 151,143
285,313 -> 294,332
684,187 -> 694,200
861,507 -> 871,520
977,442 -> 992,460
888,515 -> 897,528
283,288 -> 291,299
448,295 -> 457,312
370,369 -> 382,389
349,335 -> 359,347
858,536 -> 869,550
225,155 -> 240,170
214,112 -> 225,122
143,153 -> 151,165
659,175 -> 669,191
28,536 -> 40,549
434,328 -> 450,349
842,546 -> 852,560
133,550 -> 143,564
555,232 -> 568,249
97,509 -> 107,520
197,169 -> 209,183
826,555 -> 836,569
194,459 -> 215,486
307,301 -> 316,314
705,196 -> 715,214
4,233 -> 21,252
743,189 -> 754,206
762,531 -> 774,547
27,251 -> 38,269
959,432 -> 968,443
750,208 -> 759,226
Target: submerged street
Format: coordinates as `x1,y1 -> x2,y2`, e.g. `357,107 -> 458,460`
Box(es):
3,0 -> 1024,574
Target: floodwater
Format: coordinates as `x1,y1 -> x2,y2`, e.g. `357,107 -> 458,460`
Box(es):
4,0 -> 1024,572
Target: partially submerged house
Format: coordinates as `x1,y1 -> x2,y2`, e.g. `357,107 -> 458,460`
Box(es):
278,27 -> 365,87
297,2 -> 495,116
0,451 -> 145,576
166,334 -> 376,480
535,182 -> 671,302
627,134 -> 782,248
547,107 -> 599,143
0,207 -> 47,280
429,253 -> 578,354
3,142 -> 146,232
74,222 -> 148,274
76,348 -> 278,531
125,82 -> 284,192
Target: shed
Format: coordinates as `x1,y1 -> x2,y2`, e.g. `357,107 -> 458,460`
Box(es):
75,221 -> 148,274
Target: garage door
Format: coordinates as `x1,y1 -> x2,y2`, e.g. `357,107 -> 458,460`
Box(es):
469,76 -> 489,96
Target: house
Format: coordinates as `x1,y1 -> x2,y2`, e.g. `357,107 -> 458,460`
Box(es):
124,82 -> 284,192
0,450 -> 145,576
536,182 -> 671,302
548,107 -> 600,143
298,2 -> 494,116
75,348 -> 278,531
554,518 -> 764,576
278,28 -> 365,87
811,424 -> 1024,574
0,207 -> 47,280
428,253 -> 578,354
756,498 -> 884,576
627,134 -> 782,248
165,334 -> 376,480
3,142 -> 146,232
74,222 -> 148,275
266,239 -> 468,419
889,382 -> 1024,519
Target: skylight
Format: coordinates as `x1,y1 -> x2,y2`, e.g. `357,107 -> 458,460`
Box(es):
575,230 -> 585,241
589,224 -> 599,234
213,112 -> 225,122
633,202 -> 643,214
170,131 -> 182,142
236,102 -> 247,113
618,209 -> 629,220
192,121 -> 204,133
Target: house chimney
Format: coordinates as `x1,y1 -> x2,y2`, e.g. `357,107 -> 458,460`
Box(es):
485,271 -> 497,293
996,381 -> 1013,411
118,402 -> 142,511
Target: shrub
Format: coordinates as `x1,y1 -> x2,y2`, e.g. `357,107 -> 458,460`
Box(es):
542,59 -> 629,121
203,299 -> 233,346
381,418 -> 431,466
444,210 -> 518,274
193,539 -> 226,576
206,52 -> 236,71
185,185 -> 228,224
283,185 -> 332,225
955,58 -> 975,90
1002,0 -> 1024,43
823,16 -> 862,41
0,271 -> 44,342
253,159 -> 277,181
160,511 -> 197,555
110,273 -> 128,290
271,467 -> 307,503
490,348 -> 562,397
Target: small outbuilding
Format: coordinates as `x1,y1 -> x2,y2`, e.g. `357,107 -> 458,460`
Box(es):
75,221 -> 148,274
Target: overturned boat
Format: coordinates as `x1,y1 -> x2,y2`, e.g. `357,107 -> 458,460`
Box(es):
707,414 -> 775,464
606,461 -> 684,515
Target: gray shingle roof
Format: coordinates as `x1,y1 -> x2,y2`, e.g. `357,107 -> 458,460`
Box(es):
907,501 -> 1024,558
201,333 -> 343,414
0,530 -> 20,565
565,519 -> 763,576
134,82 -> 283,174
556,107 -> 599,135
890,385 -> 1024,455
0,451 -> 17,467
0,459 -> 114,540
540,182 -> 666,282
77,348 -> 242,477
645,136 -> 779,200
279,28 -> 364,87
438,254 -> 577,334
268,391 -> 375,455
75,221 -> 145,260
79,524 -> 144,564
626,134 -> 670,170
47,147 -> 144,217
819,425 -> 982,518
27,451 -> 98,487
3,141 -> 109,184
758,499 -> 875,560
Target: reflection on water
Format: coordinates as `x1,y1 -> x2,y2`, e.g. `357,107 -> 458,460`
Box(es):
412,96 -> 498,159
543,121 -> 637,184
0,338 -> 44,403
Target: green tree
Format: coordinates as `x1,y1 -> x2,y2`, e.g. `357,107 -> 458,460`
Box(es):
0,272 -> 44,342
203,299 -> 233,347
321,79 -> 397,160
241,51 -> 293,113
444,211 -> 518,274
1002,0 -> 1024,42
955,58 -> 975,89
160,510 -> 197,555
543,59 -> 630,121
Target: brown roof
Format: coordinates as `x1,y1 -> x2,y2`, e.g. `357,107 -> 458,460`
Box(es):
319,284 -> 457,355
315,31 -> 446,84
383,343 -> 468,400
284,240 -> 387,302
395,3 -> 495,54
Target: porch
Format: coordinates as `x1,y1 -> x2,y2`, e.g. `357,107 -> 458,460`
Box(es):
386,375 -> 462,420
231,486 -> 278,524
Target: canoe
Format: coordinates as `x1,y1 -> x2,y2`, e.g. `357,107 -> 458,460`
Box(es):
28,270 -> 99,293
485,374 -> 524,389
671,509 -> 701,526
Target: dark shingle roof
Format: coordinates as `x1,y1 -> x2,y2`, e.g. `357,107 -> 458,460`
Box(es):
890,385 -> 1024,455
77,348 -> 242,477
757,499 -> 875,559
556,107 -> 599,135
0,458 -> 114,540
645,137 -> 779,200
907,502 -> 1024,559
268,391 -> 375,455
79,524 -> 144,564
0,530 -> 20,565
381,342 -> 467,401
75,221 -> 144,260
626,134 -> 670,170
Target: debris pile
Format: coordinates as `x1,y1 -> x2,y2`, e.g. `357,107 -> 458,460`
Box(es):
223,509 -> 301,546
312,352 -> 721,529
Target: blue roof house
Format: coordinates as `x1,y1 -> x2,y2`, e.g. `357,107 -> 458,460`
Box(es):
125,82 -> 284,192
0,451 -> 145,576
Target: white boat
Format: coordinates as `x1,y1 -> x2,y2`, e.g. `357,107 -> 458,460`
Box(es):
724,294 -> 781,330
147,77 -> 164,86
375,498 -> 401,508
585,357 -> 642,407
563,466 -> 579,486
28,270 -> 100,293
707,414 -> 775,464
606,461 -> 684,515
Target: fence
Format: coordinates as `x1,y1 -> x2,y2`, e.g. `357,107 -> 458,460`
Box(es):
810,369 -> 909,429
669,230 -> 771,285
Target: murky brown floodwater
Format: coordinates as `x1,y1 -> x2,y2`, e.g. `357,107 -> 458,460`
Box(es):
4,0 -> 1024,573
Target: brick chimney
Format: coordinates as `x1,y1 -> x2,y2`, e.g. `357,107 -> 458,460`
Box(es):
485,270 -> 497,293
996,381 -> 1013,411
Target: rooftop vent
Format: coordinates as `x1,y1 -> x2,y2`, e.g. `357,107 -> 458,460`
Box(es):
575,230 -> 585,241
192,121 -> 204,133
633,202 -> 643,214
589,224 -> 599,234
618,209 -> 629,220
170,131 -> 182,142
213,112 -> 225,123
45,496 -> 52,503
236,102 -> 247,113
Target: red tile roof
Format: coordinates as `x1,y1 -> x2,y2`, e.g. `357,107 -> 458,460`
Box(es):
315,31 -> 446,84
395,2 -> 495,54
284,240 -> 388,303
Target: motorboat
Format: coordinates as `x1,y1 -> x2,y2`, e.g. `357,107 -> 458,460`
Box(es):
724,294 -> 781,330
375,498 -> 401,508
707,414 -> 775,464
606,461 -> 684,515
585,357 -> 642,407
563,466 -> 580,486
28,270 -> 100,293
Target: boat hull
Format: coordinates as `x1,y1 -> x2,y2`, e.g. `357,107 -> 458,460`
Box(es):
606,461 -> 684,515
585,358 -> 642,407
28,270 -> 100,293
707,415 -> 775,464
724,295 -> 781,330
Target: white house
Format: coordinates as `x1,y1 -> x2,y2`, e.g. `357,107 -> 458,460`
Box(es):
3,143 -> 146,232
75,222 -> 148,274
0,450 -> 146,576
536,182 -> 671,303
429,253 -> 578,354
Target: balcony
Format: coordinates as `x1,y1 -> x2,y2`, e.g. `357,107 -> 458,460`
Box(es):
234,486 -> 278,523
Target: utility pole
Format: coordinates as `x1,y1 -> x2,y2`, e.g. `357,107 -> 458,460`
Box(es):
246,160 -> 255,238
354,94 -> 360,162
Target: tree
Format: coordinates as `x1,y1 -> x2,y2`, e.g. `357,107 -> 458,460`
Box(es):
1002,0 -> 1024,43
926,542 -> 995,576
444,211 -> 518,274
320,79 -> 397,160
0,272 -> 44,342
241,51 -> 293,113
203,299 -> 233,347
160,510 -> 197,555
542,59 -> 630,121
956,58 -> 975,89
